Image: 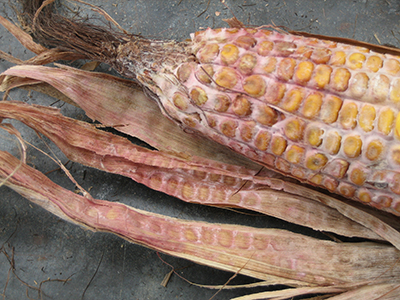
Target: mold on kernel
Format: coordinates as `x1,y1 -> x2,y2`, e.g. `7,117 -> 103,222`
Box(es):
285,145 -> 305,164
277,58 -> 296,81
377,107 -> 395,135
265,82 -> 286,104
190,86 -> 208,106
331,68 -> 351,92
349,73 -> 369,98
220,120 -> 238,137
384,59 -> 400,75
243,75 -> 267,98
294,61 -> 314,85
320,95 -> 343,124
305,125 -> 324,147
281,88 -> 304,112
343,135 -> 362,158
215,67 -> 238,89
371,74 -> 390,103
366,139 -> 384,161
302,93 -> 323,118
257,40 -> 274,56
255,104 -> 278,126
359,104 -> 376,132
339,102 -> 358,129
271,136 -> 287,155
254,130 -> 272,151
306,152 -> 328,171
238,54 -> 257,75
284,118 -> 305,141
198,43 -> 220,63
324,131 -> 342,155
323,159 -> 349,179
312,65 -> 332,89
311,48 -> 332,64
240,121 -> 256,142
220,44 -> 240,65
274,41 -> 297,56
232,95 -> 252,117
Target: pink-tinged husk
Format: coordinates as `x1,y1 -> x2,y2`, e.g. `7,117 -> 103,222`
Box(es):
0,99 -> 385,241
1,150 -> 400,289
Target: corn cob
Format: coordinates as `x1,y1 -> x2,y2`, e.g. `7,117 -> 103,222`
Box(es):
26,3 -> 400,215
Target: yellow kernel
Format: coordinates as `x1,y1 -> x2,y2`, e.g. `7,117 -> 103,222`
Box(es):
305,125 -> 324,147
243,75 -> 266,97
265,82 -> 286,104
285,145 -> 305,164
359,104 -> 376,132
232,95 -> 252,117
311,48 -> 332,64
197,64 -> 214,84
357,189 -> 372,203
312,65 -> 332,89
263,57 -> 277,74
271,136 -> 287,155
226,28 -> 239,34
190,86 -> 208,106
277,58 -> 296,81
331,51 -> 346,65
320,95 -> 343,124
339,102 -> 358,129
281,88 -> 304,112
349,72 -> 369,98
257,40 -> 274,56
294,61 -> 314,85
331,68 -> 351,92
220,120 -> 237,137
377,107 -> 395,135
371,74 -> 390,103
347,53 -> 366,69
395,112 -> 400,140
385,59 -> 400,75
324,159 -> 349,178
302,93 -> 323,118
254,130 -> 271,151
390,78 -> 400,104
198,43 -> 220,63
274,41 -> 297,56
324,131 -> 342,155
343,135 -> 362,158
255,104 -> 278,126
366,139 -> 384,161
214,94 -> 231,112
215,67 -> 238,89
240,121 -> 255,142
305,153 -> 328,171
235,35 -> 257,49
220,44 -> 239,65
284,118 -> 305,141
238,54 -> 257,74
366,55 -> 383,72
173,92 -> 188,110
349,167 -> 367,185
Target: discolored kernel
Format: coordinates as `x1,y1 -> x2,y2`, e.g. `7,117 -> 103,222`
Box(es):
323,159 -> 349,179
177,63 -> 193,82
240,121 -> 256,142
255,103 -> 278,126
349,73 -> 369,98
366,55 -> 383,72
277,58 -> 296,81
365,139 -> 384,161
395,112 -> 400,140
284,118 -> 305,141
349,167 -> 368,185
338,182 -> 356,197
274,41 -> 297,56
305,153 -> 328,171
197,64 -> 214,84
392,146 -> 400,165
390,78 -> 400,104
214,94 -> 231,112
320,95 -> 343,124
220,120 -> 238,137
173,92 -> 189,110
339,102 -> 358,129
292,167 -> 306,179
281,88 -> 304,112
243,75 -> 267,97
330,51 -> 346,66
323,176 -> 338,192
309,174 -> 323,185
294,61 -> 314,85
215,67 -> 238,89
305,125 -> 324,147
391,173 -> 400,195
331,68 -> 351,92
265,82 -> 286,104
324,131 -> 342,155
285,145 -> 305,164
371,74 -> 390,103
377,107 -> 395,135
262,57 -> 277,74
275,157 -> 291,173
257,41 -> 274,56
235,35 -> 257,49
198,43 -> 220,63
232,95 -> 252,117
357,189 -> 372,203
190,86 -> 208,106
343,135 -> 362,158
220,44 -> 240,65
376,195 -> 393,208
359,104 -> 376,132
238,54 -> 257,74
312,65 -> 332,89
271,136 -> 287,156
302,93 -> 323,118
347,53 -> 366,69
311,48 -> 332,64
384,59 -> 400,75
254,130 -> 271,151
